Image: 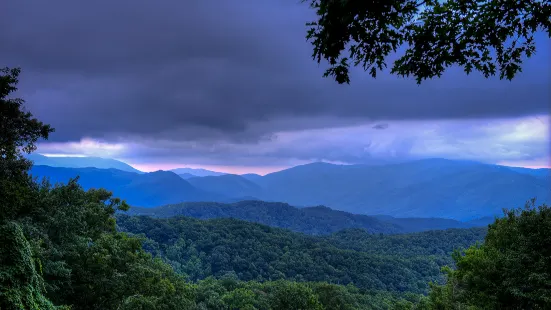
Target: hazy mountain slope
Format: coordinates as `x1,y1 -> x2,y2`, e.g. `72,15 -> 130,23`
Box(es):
170,167 -> 226,177
240,173 -> 263,182
125,201 -> 489,234
465,216 -> 496,227
372,215 -> 494,233
253,159 -> 550,220
176,173 -> 196,179
30,165 -> 227,207
30,158 -> 550,220
187,174 -> 263,198
26,153 -> 142,173
506,166 -> 551,180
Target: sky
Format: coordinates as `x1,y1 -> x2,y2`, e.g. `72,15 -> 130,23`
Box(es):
2,0 -> 550,174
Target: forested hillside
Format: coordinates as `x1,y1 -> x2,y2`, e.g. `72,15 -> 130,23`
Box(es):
116,214 -> 485,293
127,201 -> 491,234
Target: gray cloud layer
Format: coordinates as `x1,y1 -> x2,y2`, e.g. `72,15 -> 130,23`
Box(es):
2,0 -> 549,146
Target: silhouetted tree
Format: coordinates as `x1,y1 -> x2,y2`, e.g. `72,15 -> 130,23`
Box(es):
304,0 -> 551,84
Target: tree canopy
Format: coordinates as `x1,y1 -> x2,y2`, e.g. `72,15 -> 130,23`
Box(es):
426,199 -> 551,309
304,0 -> 551,84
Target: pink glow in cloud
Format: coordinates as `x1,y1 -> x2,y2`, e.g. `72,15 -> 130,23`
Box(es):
36,115 -> 550,174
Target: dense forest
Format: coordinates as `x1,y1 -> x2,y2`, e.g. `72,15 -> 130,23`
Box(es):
126,201 -> 493,235
116,214 -> 485,293
2,67 -> 551,309
126,201 -> 401,234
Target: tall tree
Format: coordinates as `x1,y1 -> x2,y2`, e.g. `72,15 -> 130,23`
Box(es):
304,0 -> 551,84
0,67 -> 54,219
0,67 -> 58,310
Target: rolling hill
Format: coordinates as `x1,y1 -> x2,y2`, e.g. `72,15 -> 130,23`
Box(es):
117,214 -> 487,293
125,200 -> 491,234
170,167 -> 226,177
251,159 -> 550,220
175,172 -> 197,179
172,159 -> 549,220
29,165 -> 227,207
186,174 -> 263,198
26,154 -> 143,173
29,158 -> 550,220
240,173 -> 263,182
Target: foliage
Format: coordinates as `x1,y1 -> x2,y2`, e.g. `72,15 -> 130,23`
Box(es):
304,0 -> 551,84
127,201 -> 403,235
0,67 -> 54,220
5,177 -> 198,310
0,221 -> 57,310
193,277 -> 421,310
117,214 -> 485,293
426,199 -> 551,309
129,200 -> 493,235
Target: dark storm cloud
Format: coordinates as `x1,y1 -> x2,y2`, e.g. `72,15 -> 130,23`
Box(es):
1,0 -> 549,144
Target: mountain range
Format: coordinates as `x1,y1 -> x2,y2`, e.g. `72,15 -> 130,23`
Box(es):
251,159 -> 551,219
28,157 -> 550,220
26,153 -> 143,173
170,167 -> 227,177
26,154 -> 229,178
30,165 -> 225,207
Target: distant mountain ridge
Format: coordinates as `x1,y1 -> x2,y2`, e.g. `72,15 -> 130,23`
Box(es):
27,154 -> 143,173
170,167 -> 226,177
30,158 -> 550,220
29,165 -> 228,207
253,159 -> 551,220
240,173 -> 263,182
27,154 -> 230,178
187,174 -> 263,198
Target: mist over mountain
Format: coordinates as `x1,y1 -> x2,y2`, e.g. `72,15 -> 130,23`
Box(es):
170,167 -> 226,177
26,153 -> 143,173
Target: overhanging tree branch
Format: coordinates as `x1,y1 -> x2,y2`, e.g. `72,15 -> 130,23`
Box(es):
304,0 -> 551,84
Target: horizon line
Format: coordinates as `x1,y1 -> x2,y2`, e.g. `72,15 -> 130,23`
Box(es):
34,153 -> 551,175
